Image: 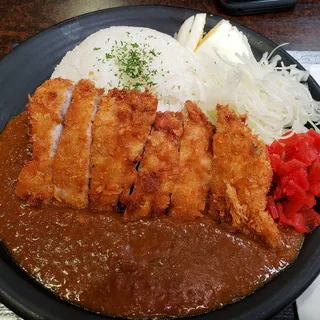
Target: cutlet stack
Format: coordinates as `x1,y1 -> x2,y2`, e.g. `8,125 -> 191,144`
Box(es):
16,81 -> 214,215
16,81 -> 158,211
53,80 -> 103,208
210,105 -> 280,247
16,78 -> 279,246
89,89 -> 158,211
15,78 -> 74,203
123,112 -> 184,221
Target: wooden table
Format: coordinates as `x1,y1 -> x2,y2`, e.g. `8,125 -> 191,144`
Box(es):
0,0 -> 319,319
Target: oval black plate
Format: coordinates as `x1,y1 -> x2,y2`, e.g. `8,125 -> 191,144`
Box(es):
0,5 -> 319,320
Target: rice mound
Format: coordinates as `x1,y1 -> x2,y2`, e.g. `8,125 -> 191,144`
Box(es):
52,26 -> 200,111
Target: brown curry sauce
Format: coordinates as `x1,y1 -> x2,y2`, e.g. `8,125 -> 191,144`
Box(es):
0,113 -> 304,317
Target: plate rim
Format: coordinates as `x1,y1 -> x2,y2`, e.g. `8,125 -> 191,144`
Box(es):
0,5 -> 319,320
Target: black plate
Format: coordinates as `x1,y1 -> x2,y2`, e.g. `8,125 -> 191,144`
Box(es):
0,5 -> 319,320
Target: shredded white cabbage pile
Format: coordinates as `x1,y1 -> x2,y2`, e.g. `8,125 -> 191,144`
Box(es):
178,17 -> 320,144
194,45 -> 320,144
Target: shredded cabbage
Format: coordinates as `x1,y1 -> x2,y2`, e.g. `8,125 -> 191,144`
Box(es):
194,44 -> 320,144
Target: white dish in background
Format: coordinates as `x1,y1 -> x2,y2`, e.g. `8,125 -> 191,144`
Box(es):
289,50 -> 320,320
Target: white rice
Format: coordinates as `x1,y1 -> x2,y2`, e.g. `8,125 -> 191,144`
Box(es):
52,26 -> 201,112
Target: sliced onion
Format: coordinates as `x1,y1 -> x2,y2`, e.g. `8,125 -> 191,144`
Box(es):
184,13 -> 206,52
176,15 -> 195,46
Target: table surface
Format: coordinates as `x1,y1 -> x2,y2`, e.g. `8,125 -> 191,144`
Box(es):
0,0 -> 319,319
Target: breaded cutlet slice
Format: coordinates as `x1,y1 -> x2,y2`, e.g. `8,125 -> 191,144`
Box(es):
52,80 -> 103,208
15,78 -> 74,204
169,101 -> 214,218
90,89 -> 157,212
123,112 -> 184,221
209,105 -> 280,247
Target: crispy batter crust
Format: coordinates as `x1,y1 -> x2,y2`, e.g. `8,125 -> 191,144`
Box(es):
89,89 -> 157,211
123,112 -> 184,221
15,78 -> 74,203
53,80 -> 103,208
170,101 -> 214,218
210,105 -> 280,247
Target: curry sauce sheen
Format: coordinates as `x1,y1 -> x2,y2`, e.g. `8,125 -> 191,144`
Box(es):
0,113 -> 304,317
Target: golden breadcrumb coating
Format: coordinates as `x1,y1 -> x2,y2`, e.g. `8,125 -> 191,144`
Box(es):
124,112 -> 184,221
90,88 -> 157,211
170,101 -> 214,218
210,105 -> 280,247
53,80 -> 103,208
15,78 -> 74,204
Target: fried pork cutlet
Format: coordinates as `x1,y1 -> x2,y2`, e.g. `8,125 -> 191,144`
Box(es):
170,101 -> 214,218
52,80 -> 103,208
210,105 -> 280,247
90,89 -> 157,212
123,112 -> 184,221
15,78 -> 74,203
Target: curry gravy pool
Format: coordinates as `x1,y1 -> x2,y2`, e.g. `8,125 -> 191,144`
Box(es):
0,113 -> 304,317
